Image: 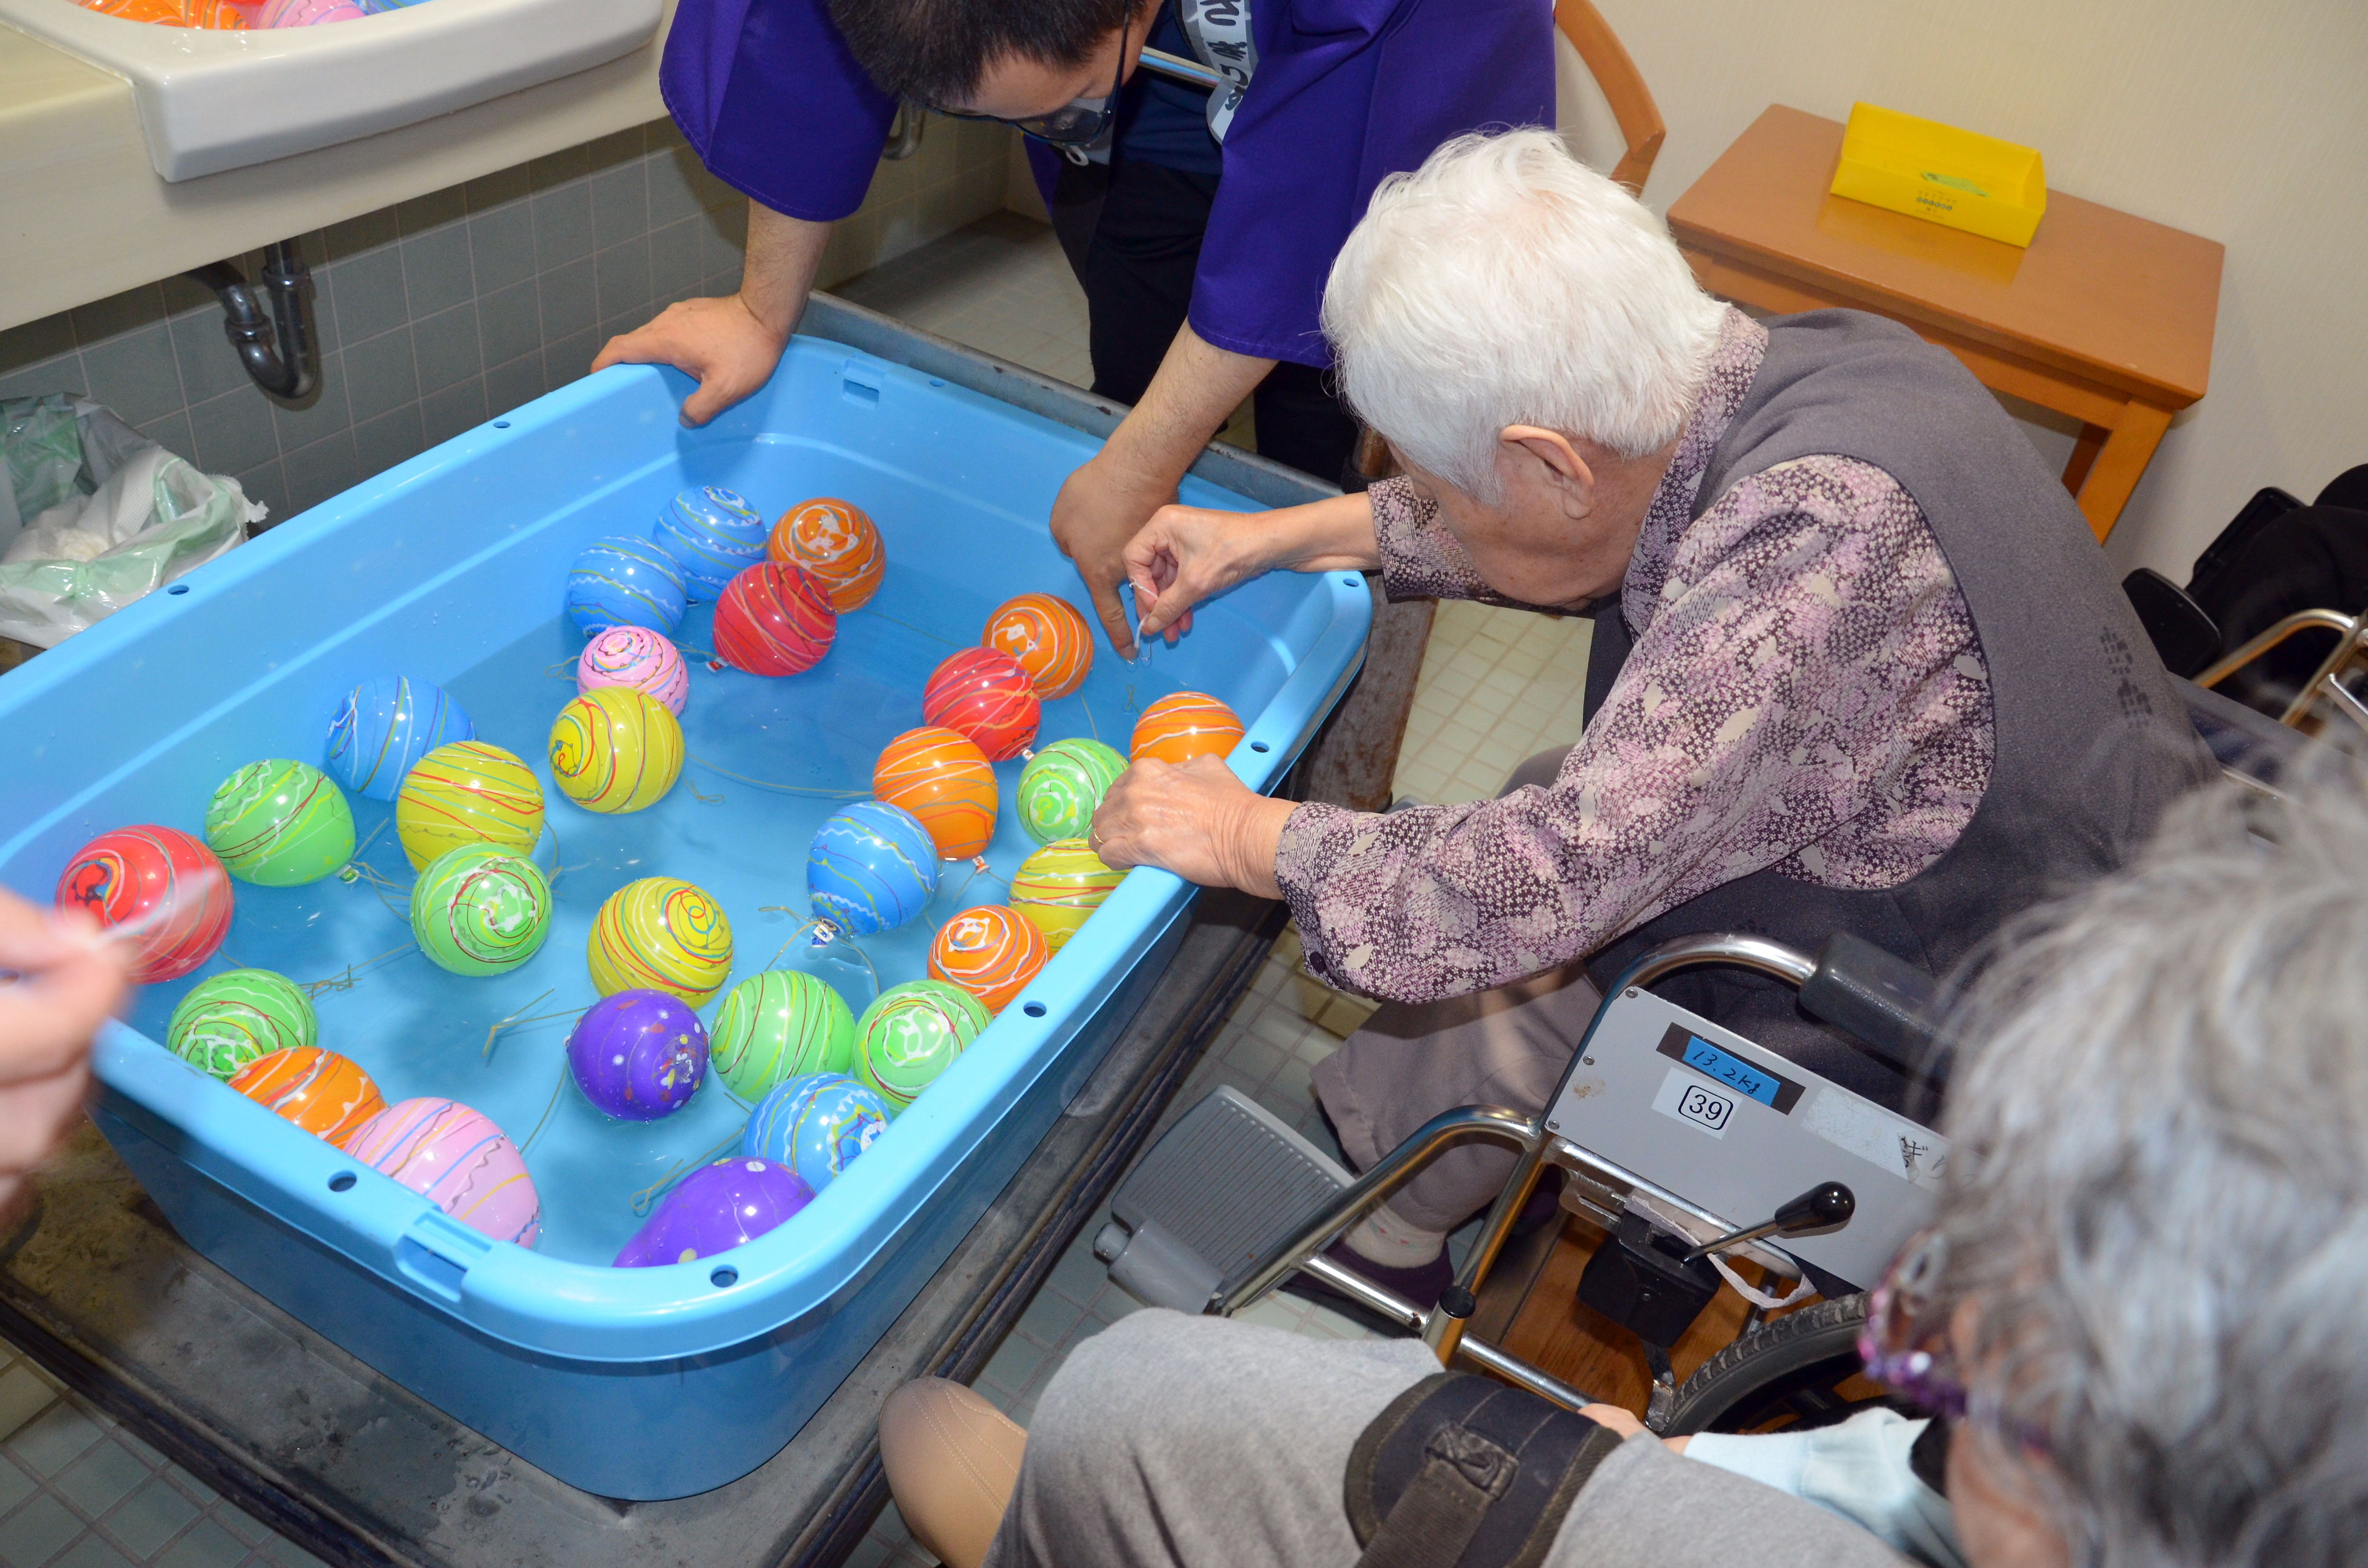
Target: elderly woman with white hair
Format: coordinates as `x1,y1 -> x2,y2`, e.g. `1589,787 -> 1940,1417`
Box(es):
883,770 -> 2368,1568
1087,128 -> 2208,1300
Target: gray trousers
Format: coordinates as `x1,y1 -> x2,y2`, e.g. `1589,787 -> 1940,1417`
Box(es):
1312,748 -> 1602,1231
984,1309 -> 1911,1568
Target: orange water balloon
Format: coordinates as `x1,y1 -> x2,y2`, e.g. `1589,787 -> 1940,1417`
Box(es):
927,905 -> 1048,1014
984,592 -> 1093,699
874,726 -> 998,860
230,1047 -> 387,1147
769,498 -> 885,612
1130,691 -> 1245,766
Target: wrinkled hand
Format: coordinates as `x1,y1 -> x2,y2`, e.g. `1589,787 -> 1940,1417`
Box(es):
0,892 -> 129,1211
591,294 -> 789,428
1124,504 -> 1280,645
1089,755 -> 1295,899
1050,456 -> 1183,659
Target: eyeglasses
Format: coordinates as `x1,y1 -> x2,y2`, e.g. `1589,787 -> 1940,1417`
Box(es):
1858,1229 -> 2053,1456
927,8 -> 1131,147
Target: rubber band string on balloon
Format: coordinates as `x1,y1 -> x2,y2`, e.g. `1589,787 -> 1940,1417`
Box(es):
757,909 -> 885,998
628,1131 -> 748,1216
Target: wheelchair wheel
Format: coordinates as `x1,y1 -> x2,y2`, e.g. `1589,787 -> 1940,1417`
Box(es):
1661,1294 -> 1897,1436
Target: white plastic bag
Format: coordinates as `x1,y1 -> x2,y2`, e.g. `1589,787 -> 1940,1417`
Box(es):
0,394 -> 266,649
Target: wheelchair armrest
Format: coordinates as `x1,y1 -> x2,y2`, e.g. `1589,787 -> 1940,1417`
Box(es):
1799,933 -> 1941,1078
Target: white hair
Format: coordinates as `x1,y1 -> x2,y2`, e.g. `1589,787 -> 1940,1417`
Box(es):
1320,129 -> 1727,502
1932,766 -> 2368,1568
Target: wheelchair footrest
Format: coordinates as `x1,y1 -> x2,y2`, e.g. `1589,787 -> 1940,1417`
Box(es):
1095,1087 -> 1353,1312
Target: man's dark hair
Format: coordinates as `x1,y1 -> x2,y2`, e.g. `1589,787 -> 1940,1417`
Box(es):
828,0 -> 1138,106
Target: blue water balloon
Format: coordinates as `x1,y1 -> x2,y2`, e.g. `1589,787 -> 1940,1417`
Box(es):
566,535 -> 687,637
741,1072 -> 891,1190
807,800 -> 939,936
654,486 -> 768,599
324,675 -> 475,801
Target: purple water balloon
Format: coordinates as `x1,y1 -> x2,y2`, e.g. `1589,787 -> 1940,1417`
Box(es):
567,989 -> 709,1121
613,1157 -> 815,1267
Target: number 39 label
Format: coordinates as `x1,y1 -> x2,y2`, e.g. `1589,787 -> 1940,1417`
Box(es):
1652,1066 -> 1737,1139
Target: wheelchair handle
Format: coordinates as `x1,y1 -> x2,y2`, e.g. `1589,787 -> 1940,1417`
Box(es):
1798,933 -> 1944,1076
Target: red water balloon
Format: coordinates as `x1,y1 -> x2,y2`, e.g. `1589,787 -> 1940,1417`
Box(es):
922,647 -> 1040,761
54,824 -> 234,982
712,562 -> 836,676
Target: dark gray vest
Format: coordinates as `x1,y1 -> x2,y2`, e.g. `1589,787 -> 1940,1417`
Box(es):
1582,311 -> 2211,1106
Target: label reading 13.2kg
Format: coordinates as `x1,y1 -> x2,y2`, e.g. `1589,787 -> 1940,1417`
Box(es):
1651,1066 -> 1736,1139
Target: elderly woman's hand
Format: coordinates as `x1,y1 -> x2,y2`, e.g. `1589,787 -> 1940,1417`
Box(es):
0,889 -> 130,1211
1089,756 -> 1298,900
1125,492 -> 1384,646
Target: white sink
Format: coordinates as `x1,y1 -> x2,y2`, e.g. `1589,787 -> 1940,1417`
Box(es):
0,0 -> 663,181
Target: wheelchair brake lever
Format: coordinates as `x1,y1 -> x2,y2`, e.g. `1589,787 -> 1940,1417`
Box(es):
1678,1180 -> 1855,1265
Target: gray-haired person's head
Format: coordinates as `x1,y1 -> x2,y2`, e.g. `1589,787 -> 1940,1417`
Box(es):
1931,771 -> 2368,1568
1320,128 -> 1726,504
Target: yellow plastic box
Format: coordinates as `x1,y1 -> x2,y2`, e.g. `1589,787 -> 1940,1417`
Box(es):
1828,102 -> 2047,247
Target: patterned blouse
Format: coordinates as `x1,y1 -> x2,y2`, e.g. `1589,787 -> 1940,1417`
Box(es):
1275,308 -> 1997,1003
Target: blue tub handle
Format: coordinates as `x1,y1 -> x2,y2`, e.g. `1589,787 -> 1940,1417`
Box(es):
395,1211 -> 494,1306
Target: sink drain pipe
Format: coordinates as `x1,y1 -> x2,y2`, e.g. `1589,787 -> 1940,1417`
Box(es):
186,239 -> 319,404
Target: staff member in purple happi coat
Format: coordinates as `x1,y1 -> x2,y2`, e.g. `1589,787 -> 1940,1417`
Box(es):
594,0 -> 1552,654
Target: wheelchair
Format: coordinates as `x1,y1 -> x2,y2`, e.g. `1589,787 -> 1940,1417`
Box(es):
1095,927 -> 1948,1437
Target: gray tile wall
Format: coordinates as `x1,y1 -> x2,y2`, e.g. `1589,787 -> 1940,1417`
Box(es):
0,115 -> 1014,528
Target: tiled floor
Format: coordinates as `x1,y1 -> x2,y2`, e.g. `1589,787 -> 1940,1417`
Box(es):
0,1343 -> 325,1568
838,214 -> 1593,1568
0,209 -> 1593,1568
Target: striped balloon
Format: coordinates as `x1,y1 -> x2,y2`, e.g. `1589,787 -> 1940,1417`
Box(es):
343,1099 -> 541,1246
167,969 -> 316,1079
654,486 -> 767,598
565,535 -> 687,637
54,825 -> 233,983
325,675 -> 474,802
806,801 -> 939,936
854,980 -> 990,1114
708,971 -> 857,1101
588,877 -> 734,1004
741,1072 -> 891,1189
204,759 -> 355,886
1008,839 -> 1123,953
768,498 -> 885,611
983,593 -> 1094,698
410,845 -> 552,976
873,726 -> 996,860
230,1048 -> 385,1146
548,686 -> 683,814
1130,691 -> 1245,766
927,905 -> 1048,1014
713,561 -> 836,676
1016,737 -> 1124,845
576,625 -> 689,715
395,741 -> 545,870
922,647 -> 1040,761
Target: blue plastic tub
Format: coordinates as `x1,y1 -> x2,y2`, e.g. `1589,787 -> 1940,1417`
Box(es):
0,336 -> 1369,1499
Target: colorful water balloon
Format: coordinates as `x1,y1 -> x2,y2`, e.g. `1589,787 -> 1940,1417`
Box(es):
567,990 -> 709,1121
1016,737 -> 1124,845
204,758 -> 355,886
325,675 -> 474,802
1130,690 -> 1245,766
343,1099 -> 541,1246
613,1157 -> 814,1268
1008,838 -> 1123,953
806,801 -> 939,936
984,593 -> 1093,698
654,486 -> 768,598
587,877 -> 734,1004
548,686 -> 683,814
566,535 -> 687,637
576,625 -> 689,715
707,971 -> 857,1101
927,905 -> 1048,1014
922,646 -> 1039,761
54,825 -> 232,983
741,1072 -> 891,1190
768,498 -> 885,612
410,844 -> 553,977
167,968 -> 315,1080
394,741 -> 545,870
873,726 -> 996,861
713,561 -> 836,676
855,979 -> 990,1114
229,1048 -> 385,1146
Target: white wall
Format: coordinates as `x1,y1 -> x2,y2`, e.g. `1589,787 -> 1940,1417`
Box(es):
1557,0 -> 2368,578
